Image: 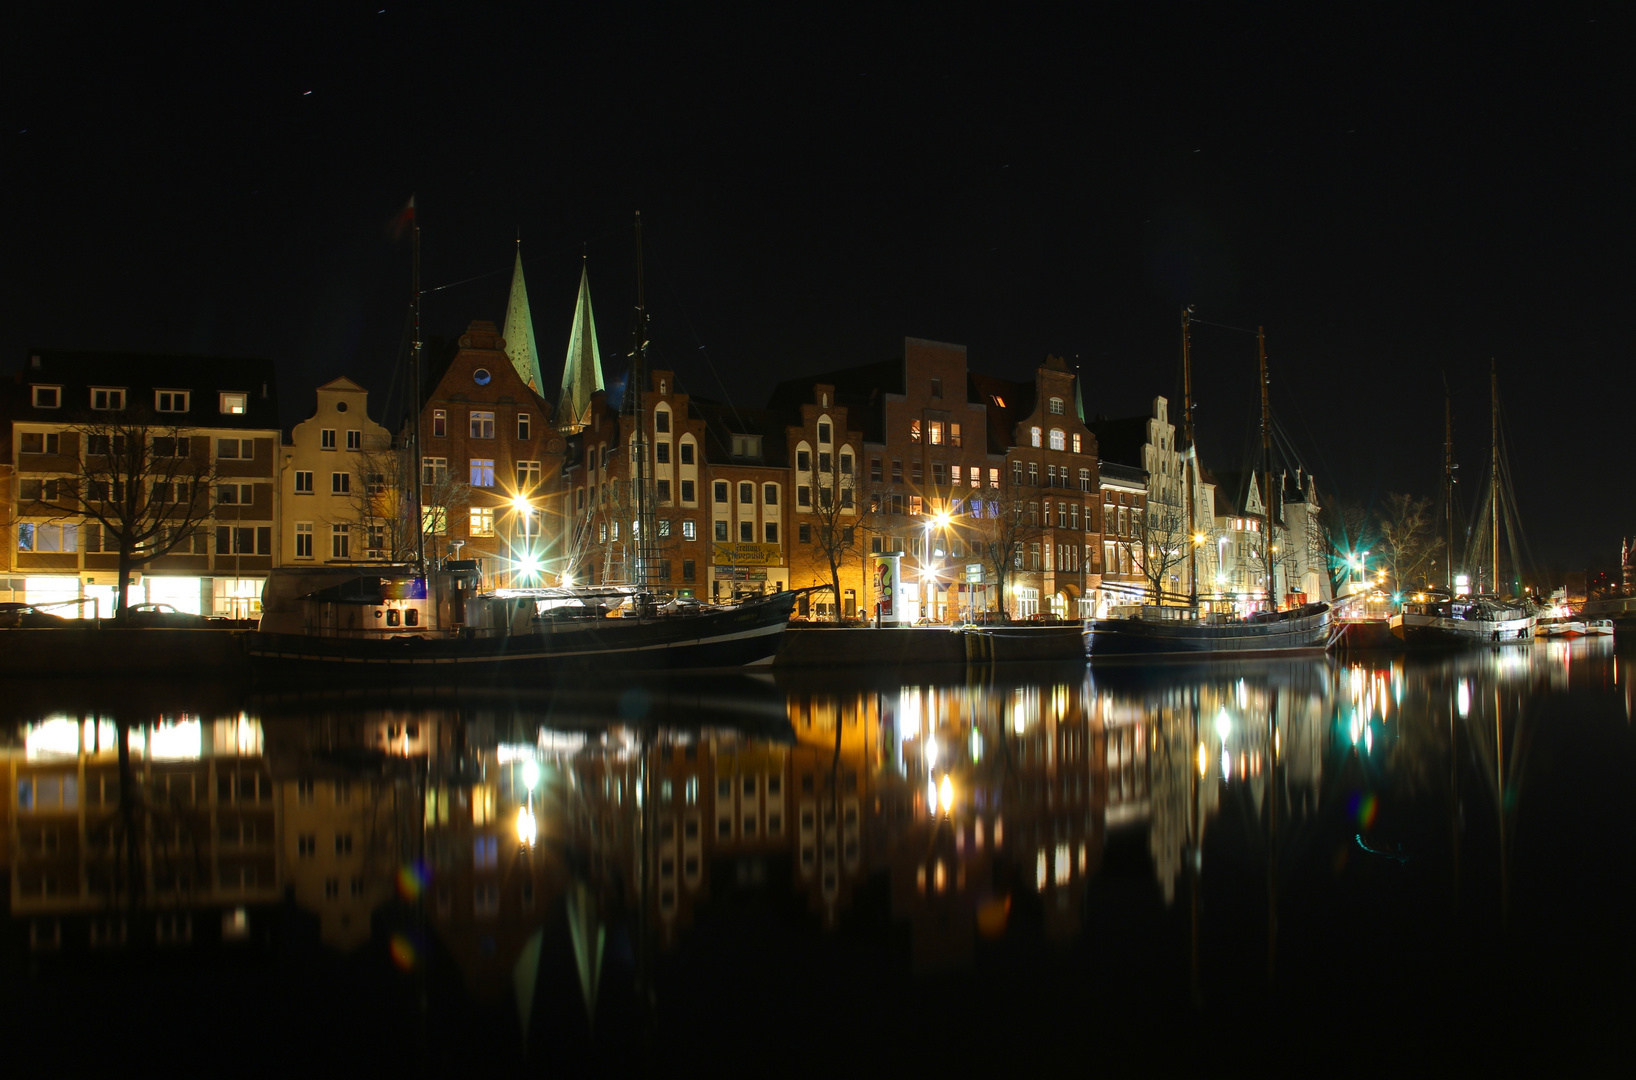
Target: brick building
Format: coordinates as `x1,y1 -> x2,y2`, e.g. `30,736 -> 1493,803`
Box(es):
418,321 -> 564,587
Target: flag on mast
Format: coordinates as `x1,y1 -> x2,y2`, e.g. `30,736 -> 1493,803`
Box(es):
389,195 -> 416,238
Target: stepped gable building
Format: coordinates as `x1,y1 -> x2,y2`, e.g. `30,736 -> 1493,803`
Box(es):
1090,396 -> 1217,603
279,376 -> 397,568
1208,467 -> 1330,609
4,350 -> 280,618
777,380 -> 867,619
563,369 -> 791,598
1096,462 -> 1149,611
417,320 -> 562,587
970,354 -> 1102,620
770,338 -> 1000,622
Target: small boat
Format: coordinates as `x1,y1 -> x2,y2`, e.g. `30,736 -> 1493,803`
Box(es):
1586,619 -> 1614,636
1535,617 -> 1586,638
1086,602 -> 1332,660
1389,595 -> 1534,649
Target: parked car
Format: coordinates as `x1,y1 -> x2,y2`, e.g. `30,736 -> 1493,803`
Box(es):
125,602 -> 208,628
0,602 -> 70,628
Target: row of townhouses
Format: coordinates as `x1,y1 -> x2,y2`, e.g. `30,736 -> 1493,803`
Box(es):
1,257 -> 1330,620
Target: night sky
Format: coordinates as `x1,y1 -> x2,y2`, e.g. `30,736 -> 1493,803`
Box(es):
3,6 -> 1629,571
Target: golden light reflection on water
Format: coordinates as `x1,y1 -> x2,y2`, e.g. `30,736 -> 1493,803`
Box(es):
0,639 -> 1623,1022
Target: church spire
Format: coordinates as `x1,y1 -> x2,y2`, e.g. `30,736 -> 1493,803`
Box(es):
502,244 -> 545,394
558,262 -> 605,434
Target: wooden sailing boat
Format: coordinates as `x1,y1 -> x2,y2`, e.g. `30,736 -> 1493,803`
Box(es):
1389,363 -> 1534,648
1085,316 -> 1331,660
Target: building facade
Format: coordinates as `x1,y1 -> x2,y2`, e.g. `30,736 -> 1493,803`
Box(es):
418,321 -> 563,587
280,376 -> 399,567
5,351 -> 280,618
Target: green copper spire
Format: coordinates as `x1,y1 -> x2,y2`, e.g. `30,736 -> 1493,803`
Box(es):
558,263 -> 605,433
502,245 -> 545,394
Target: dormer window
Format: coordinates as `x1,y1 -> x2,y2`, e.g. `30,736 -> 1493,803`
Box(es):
155,390 -> 190,413
220,392 -> 247,415
991,395 -> 1006,408
730,434 -> 762,459
91,387 -> 125,411
31,386 -> 61,409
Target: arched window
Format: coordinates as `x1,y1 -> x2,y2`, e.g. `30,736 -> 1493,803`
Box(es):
1049,429 -> 1066,451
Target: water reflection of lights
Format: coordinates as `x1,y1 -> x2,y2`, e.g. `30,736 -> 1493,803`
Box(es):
1457,680 -> 1471,718
938,774 -> 954,815
1197,741 -> 1209,777
516,804 -> 537,847
1222,749 -> 1232,781
1215,707 -> 1231,741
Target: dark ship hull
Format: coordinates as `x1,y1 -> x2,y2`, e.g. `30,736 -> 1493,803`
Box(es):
1085,603 -> 1332,660
245,591 -> 797,682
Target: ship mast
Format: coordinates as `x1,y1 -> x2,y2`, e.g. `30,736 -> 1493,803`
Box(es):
1490,360 -> 1499,596
1257,327 -> 1275,610
409,198 -> 431,623
1443,385 -> 1455,592
1182,306 -> 1197,608
626,212 -> 655,592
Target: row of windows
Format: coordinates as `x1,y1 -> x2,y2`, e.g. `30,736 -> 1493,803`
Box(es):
1011,461 -> 1094,490
16,522 -> 270,555
1028,427 -> 1083,453
428,410 -> 532,441
29,387 -> 246,415
593,518 -> 779,546
795,449 -> 852,472
867,458 -> 1003,488
17,433 -> 259,461
317,429 -> 365,450
293,522 -> 389,560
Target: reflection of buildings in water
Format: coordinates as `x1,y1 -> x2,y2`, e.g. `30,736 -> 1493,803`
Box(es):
1102,663 -> 1334,906
3,714 -> 278,953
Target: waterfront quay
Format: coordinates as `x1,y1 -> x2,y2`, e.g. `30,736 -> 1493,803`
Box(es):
2,638 -> 1631,1071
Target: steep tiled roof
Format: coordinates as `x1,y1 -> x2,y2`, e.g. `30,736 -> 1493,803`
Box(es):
14,349 -> 281,429
966,372 -> 1032,455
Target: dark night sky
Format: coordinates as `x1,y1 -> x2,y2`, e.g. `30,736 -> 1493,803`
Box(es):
2,5 -> 1630,571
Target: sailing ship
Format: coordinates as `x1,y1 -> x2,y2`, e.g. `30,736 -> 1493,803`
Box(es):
1086,314 -> 1331,660
1390,363 -> 1535,649
245,210 -> 795,679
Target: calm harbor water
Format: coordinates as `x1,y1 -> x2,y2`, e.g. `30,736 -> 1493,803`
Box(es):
3,642 -> 1633,1070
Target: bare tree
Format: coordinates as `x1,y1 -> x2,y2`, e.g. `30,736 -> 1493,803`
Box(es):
969,488 -> 1044,621
1138,499 -> 1191,603
1378,492 -> 1442,593
342,445 -> 418,563
418,457 -> 472,568
799,458 -> 873,622
1317,497 -> 1374,595
20,410 -> 220,620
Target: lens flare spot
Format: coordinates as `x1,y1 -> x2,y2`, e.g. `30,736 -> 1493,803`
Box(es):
396,860 -> 428,901
390,934 -> 417,970
1356,793 -> 1378,830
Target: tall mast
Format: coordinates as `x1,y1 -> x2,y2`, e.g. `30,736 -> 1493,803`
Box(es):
1182,306 -> 1197,608
1490,360 -> 1499,596
410,197 -> 426,581
1444,386 -> 1455,591
1258,327 -> 1275,610
627,212 -> 654,590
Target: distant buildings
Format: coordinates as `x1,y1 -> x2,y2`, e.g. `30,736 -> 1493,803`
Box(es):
1,254 -> 1339,621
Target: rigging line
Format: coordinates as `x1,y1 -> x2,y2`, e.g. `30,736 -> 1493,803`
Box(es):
647,243 -> 747,434
421,223 -> 639,295
1188,317 -> 1260,336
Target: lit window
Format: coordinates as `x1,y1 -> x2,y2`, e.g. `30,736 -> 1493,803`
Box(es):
910,419 -> 922,443
1049,429 -> 1066,451
220,392 -> 247,415
929,421 -> 943,445
1031,426 -> 1042,448
1049,397 -> 1064,415
950,423 -> 962,447
470,508 -> 495,537
682,520 -> 696,541
1072,433 -> 1082,453
470,459 -> 495,487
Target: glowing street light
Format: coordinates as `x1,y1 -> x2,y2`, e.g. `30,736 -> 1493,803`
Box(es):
516,804 -> 537,848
